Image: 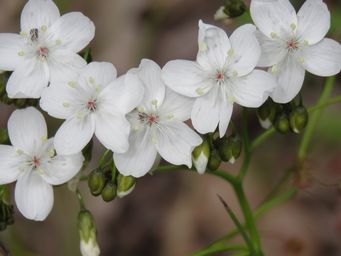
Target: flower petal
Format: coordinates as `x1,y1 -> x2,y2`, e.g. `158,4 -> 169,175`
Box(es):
228,24 -> 261,76
231,70 -> 276,107
161,59 -> 213,97
79,62 -> 117,89
191,86 -> 221,135
255,31 -> 287,67
15,171 -> 53,221
100,72 -> 144,114
40,82 -> 77,119
297,0 -> 330,45
20,0 -> 60,32
95,112 -> 130,153
155,121 -> 202,167
0,33 -> 23,71
6,58 -> 49,99
159,88 -> 194,122
41,153 -> 84,185
8,107 -> 47,155
48,50 -> 86,83
301,38 -> 341,77
54,115 -> 95,155
271,56 -> 305,103
114,127 -> 157,178
218,95 -> 233,138
0,145 -> 21,184
48,12 -> 95,52
197,20 -> 230,70
250,0 -> 297,38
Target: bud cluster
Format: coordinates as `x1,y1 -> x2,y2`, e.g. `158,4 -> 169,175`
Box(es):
193,130 -> 242,173
88,164 -> 136,202
257,99 -> 309,134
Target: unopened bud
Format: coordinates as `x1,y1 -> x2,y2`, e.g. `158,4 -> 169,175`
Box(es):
82,139 -> 93,162
214,6 -> 229,21
207,150 -> 221,171
0,128 -> 9,145
117,174 -> 136,198
218,135 -> 242,164
221,0 -> 247,19
257,100 -> 276,129
78,210 -> 100,256
274,112 -> 290,134
289,106 -> 308,134
88,170 -> 105,196
101,182 -> 117,202
192,138 -> 210,174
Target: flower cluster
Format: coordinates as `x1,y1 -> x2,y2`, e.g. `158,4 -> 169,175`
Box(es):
0,0 -> 340,225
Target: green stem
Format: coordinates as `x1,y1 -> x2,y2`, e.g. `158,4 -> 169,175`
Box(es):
238,108 -> 252,180
307,94 -> 341,113
250,127 -> 275,151
298,76 -> 335,160
98,149 -> 111,168
191,244 -> 247,256
76,189 -> 86,210
233,182 -> 263,256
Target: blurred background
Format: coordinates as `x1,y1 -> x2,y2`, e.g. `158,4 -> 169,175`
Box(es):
0,0 -> 340,255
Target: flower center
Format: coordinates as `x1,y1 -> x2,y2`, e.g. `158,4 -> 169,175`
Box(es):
31,156 -> 40,169
86,99 -> 97,111
286,38 -> 299,51
37,47 -> 49,58
138,112 -> 158,126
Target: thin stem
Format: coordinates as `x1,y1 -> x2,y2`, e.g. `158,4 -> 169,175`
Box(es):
307,94 -> 341,113
233,182 -> 263,256
238,108 -> 252,180
76,188 -> 86,210
191,244 -> 247,256
250,127 -> 275,151
298,76 -> 335,160
98,149 -> 111,168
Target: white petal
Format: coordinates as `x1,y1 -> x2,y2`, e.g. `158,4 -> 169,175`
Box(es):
136,59 -> 165,108
100,73 -> 144,114
0,145 -> 21,184
21,0 -> 60,32
40,82 -> 77,119
301,38 -> 341,77
15,171 -> 53,221
191,86 -> 220,135
79,62 -> 117,89
218,96 -> 233,138
48,50 -> 86,83
48,12 -> 95,52
161,60 -> 213,97
196,20 -> 231,70
114,127 -> 157,178
231,70 -> 276,107
8,107 -> 47,155
297,0 -> 330,45
54,115 -> 95,155
6,59 -> 49,99
0,34 -> 23,71
41,153 -> 84,185
255,31 -> 287,67
95,112 -> 130,153
271,56 -> 305,103
250,0 -> 297,38
159,88 -> 194,122
155,121 -> 202,167
228,24 -> 261,76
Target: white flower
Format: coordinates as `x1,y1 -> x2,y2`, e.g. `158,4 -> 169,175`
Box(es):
40,62 -> 144,155
0,0 -> 95,98
250,0 -> 341,103
114,59 -> 202,178
0,107 -> 84,221
162,21 -> 276,137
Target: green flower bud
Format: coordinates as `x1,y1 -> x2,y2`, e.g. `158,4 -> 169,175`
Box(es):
218,135 -> 242,164
207,150 -> 221,171
78,209 -> 100,256
88,170 -> 105,196
220,0 -> 247,19
0,128 -> 9,145
257,100 -> 276,129
192,138 -> 210,174
101,182 -> 117,202
289,106 -> 308,134
117,174 -> 136,198
274,112 -> 290,134
82,139 -> 93,163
